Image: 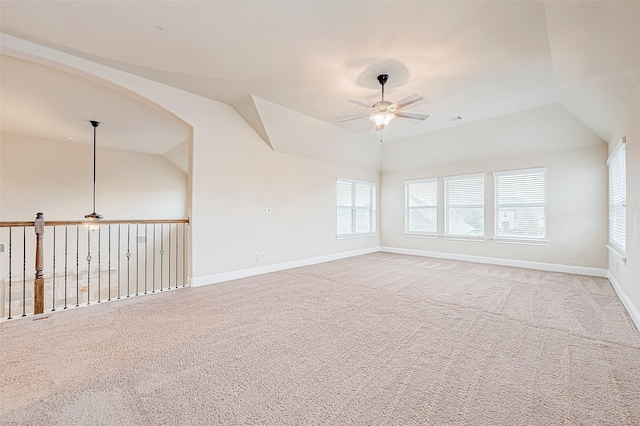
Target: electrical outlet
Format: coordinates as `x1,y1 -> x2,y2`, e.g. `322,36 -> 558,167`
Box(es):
255,253 -> 261,261
137,236 -> 147,244
0,243 -> 5,253
570,251 -> 577,259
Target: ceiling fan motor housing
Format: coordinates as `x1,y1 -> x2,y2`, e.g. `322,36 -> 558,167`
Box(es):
373,100 -> 394,112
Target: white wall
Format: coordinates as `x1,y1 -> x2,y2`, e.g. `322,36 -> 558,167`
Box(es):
191,103 -> 379,277
244,96 -> 382,172
0,133 -> 2,219
381,104 -> 603,173
163,139 -> 189,174
380,105 -> 608,270
608,83 -> 640,328
0,133 -> 187,220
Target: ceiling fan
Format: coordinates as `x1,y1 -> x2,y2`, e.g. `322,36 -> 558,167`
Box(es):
339,74 -> 429,130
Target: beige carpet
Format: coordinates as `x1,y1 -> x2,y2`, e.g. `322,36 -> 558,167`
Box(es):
1,252 -> 639,425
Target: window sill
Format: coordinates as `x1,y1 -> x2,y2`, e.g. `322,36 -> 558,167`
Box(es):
492,237 -> 548,246
404,233 -> 438,239
606,245 -> 627,265
336,233 -> 377,240
443,235 -> 486,242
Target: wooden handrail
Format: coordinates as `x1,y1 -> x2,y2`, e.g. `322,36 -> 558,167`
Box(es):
0,218 -> 189,227
0,221 -> 35,227
47,219 -> 190,226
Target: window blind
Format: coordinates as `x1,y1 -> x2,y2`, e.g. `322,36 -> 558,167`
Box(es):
608,141 -> 626,255
494,168 -> 546,240
337,179 -> 376,236
444,174 -> 484,237
405,179 -> 437,234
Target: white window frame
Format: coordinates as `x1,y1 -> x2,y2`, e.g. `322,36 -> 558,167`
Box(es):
493,167 -> 548,246
607,138 -> 626,262
336,178 -> 377,238
405,178 -> 438,237
443,173 -> 485,240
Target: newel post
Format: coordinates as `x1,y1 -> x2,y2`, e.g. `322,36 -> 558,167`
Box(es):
34,212 -> 45,315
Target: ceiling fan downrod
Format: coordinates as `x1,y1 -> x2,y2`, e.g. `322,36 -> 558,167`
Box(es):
377,74 -> 389,102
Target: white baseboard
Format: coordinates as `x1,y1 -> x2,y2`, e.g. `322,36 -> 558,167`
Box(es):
190,246 -> 381,287
379,246 -> 608,277
607,271 -> 640,333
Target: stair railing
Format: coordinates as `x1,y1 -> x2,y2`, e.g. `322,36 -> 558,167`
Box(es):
0,213 -> 189,319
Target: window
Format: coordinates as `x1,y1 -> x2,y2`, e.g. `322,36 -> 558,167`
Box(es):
444,173 -> 485,237
494,168 -> 546,243
608,139 -> 626,258
405,179 -> 437,235
337,179 -> 376,237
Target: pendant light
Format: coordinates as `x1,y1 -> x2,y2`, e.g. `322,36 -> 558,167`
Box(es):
85,120 -> 103,220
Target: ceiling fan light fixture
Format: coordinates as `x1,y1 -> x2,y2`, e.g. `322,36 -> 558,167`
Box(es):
370,111 -> 395,128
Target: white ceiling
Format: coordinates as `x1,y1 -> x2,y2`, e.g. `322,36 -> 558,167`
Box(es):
1,1 -> 640,150
0,55 -> 188,154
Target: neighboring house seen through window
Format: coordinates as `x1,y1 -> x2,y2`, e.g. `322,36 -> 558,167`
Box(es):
494,168 -> 547,243
337,179 -> 376,237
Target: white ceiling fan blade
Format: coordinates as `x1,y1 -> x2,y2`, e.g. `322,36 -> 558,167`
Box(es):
395,111 -> 430,121
337,114 -> 369,123
349,100 -> 372,110
394,93 -> 423,110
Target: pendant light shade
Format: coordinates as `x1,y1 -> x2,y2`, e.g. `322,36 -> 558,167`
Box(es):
85,120 -> 103,220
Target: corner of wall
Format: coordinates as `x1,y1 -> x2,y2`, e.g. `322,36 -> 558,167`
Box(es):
607,270 -> 640,333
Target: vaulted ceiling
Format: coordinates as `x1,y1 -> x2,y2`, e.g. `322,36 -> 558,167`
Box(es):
1,1 -> 640,154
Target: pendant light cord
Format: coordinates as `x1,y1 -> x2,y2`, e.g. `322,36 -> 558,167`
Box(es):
90,120 -> 100,214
